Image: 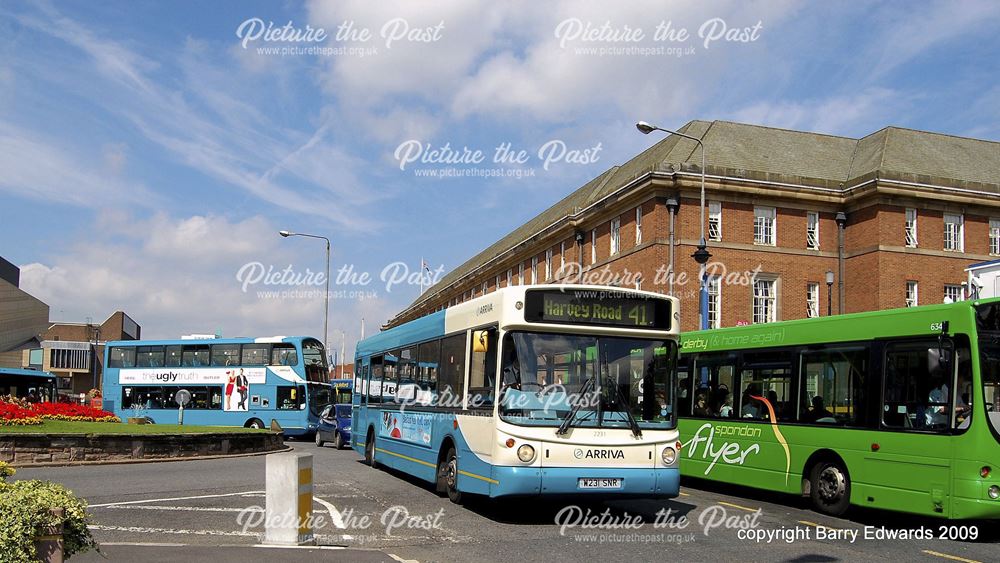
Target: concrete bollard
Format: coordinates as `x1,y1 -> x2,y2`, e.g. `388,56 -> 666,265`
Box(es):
264,452 -> 315,545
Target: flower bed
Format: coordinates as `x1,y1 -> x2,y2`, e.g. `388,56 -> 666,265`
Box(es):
0,397 -> 119,426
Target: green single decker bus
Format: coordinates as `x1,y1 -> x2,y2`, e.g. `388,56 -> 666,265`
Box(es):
676,298 -> 1000,520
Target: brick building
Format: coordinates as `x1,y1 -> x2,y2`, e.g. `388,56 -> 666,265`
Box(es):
389,120 -> 1000,331
22,311 -> 140,396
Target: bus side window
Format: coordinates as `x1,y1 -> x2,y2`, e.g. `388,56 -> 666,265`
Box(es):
369,356 -> 383,404
689,353 -> 737,418
882,339 -> 966,431
468,328 -> 498,408
739,356 -> 793,421
799,346 -> 868,425
417,340 -> 441,405
383,351 -> 399,402
438,333 -> 466,408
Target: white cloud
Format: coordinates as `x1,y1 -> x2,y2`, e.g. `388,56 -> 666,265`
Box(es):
17,212 -> 398,357
725,87 -> 905,136
0,121 -> 157,207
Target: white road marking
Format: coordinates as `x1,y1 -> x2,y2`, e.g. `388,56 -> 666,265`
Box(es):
96,505 -> 261,512
388,554 -> 420,563
89,525 -> 258,537
313,496 -> 354,541
90,490 -> 265,508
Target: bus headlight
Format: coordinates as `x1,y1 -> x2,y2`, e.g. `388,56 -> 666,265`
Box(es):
517,444 -> 535,463
661,446 -> 677,465
989,485 -> 1000,500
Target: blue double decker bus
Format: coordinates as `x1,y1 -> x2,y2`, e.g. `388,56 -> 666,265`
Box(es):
102,336 -> 332,436
353,285 -> 682,503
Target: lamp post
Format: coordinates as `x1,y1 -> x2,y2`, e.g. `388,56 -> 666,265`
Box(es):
825,270 -> 835,316
636,121 -> 711,328
279,230 -> 331,353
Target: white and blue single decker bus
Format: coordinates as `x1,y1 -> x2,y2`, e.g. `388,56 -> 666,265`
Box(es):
103,336 -> 332,436
353,285 -> 681,503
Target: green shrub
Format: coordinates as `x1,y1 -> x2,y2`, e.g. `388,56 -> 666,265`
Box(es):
0,479 -> 98,562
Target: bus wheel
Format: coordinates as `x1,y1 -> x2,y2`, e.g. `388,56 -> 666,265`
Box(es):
365,428 -> 378,468
246,419 -> 265,430
334,432 -> 344,450
810,459 -> 850,516
438,446 -> 463,505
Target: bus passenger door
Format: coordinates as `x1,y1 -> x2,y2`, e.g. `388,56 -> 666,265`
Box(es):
865,339 -> 956,516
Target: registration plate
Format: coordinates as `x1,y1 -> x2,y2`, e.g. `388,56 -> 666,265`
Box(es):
578,478 -> 622,489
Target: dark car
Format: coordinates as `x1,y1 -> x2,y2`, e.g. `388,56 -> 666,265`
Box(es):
315,403 -> 351,449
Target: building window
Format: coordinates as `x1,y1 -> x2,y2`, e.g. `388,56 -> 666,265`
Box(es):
991,219 -> 1000,255
944,284 -> 964,303
752,278 -> 777,324
560,241 -> 566,269
482,281 -> 488,295
591,229 -> 597,264
905,281 -> 918,307
495,275 -> 501,290
806,283 -> 819,318
943,213 -> 964,252
531,257 -> 538,284
610,217 -> 621,255
518,263 -> 524,285
708,201 -> 722,241
754,206 -> 776,246
635,207 -> 643,245
806,212 -> 819,250
545,249 -> 553,280
707,276 -> 721,329
506,269 -> 512,287
635,275 -> 642,291
905,208 -> 918,247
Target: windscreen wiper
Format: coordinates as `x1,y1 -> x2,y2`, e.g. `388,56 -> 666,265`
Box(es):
556,376 -> 595,436
604,375 -> 642,438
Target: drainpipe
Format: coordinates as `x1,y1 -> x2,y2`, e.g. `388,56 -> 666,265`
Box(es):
836,212 -> 847,314
666,197 -> 680,296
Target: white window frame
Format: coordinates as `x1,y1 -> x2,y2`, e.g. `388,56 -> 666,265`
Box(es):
905,208 -> 918,247
495,274 -> 501,290
806,212 -> 819,250
635,207 -> 643,245
990,219 -> 1000,256
752,277 -> 777,324
531,257 -> 538,284
507,269 -> 512,287
708,201 -> 722,241
482,281 -> 488,295
610,217 -> 621,255
944,284 -> 964,303
806,283 -> 819,318
591,229 -> 597,264
560,241 -> 567,269
545,249 -> 553,280
518,263 -> 524,285
707,275 -> 721,329
754,206 -> 776,246
905,281 -> 918,307
943,213 -> 964,252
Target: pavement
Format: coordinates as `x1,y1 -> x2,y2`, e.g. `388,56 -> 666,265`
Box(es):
13,441 -> 999,563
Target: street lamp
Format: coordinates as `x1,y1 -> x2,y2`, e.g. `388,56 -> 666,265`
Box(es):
636,121 -> 711,328
279,230 -> 331,353
825,270 -> 835,316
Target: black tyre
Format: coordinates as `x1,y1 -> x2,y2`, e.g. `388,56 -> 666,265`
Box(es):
438,446 -> 463,504
810,459 -> 851,516
365,428 -> 378,468
315,431 -> 325,447
247,419 -> 265,430
334,432 -> 344,450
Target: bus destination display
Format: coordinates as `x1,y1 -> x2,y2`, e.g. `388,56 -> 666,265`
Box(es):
524,290 -> 670,329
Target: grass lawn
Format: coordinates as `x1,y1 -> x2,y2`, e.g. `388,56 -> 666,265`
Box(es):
0,420 -> 267,435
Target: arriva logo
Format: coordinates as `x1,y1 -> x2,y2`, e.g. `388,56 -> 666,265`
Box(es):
574,448 -> 624,460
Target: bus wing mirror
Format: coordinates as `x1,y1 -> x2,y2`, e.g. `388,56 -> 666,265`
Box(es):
473,330 -> 490,353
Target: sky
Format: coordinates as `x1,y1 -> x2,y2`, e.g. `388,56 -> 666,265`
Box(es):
2,0 -> 999,361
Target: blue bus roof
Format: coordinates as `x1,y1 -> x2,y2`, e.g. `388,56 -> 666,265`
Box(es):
104,336 -> 316,347
0,367 -> 56,378
356,310 -> 446,358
